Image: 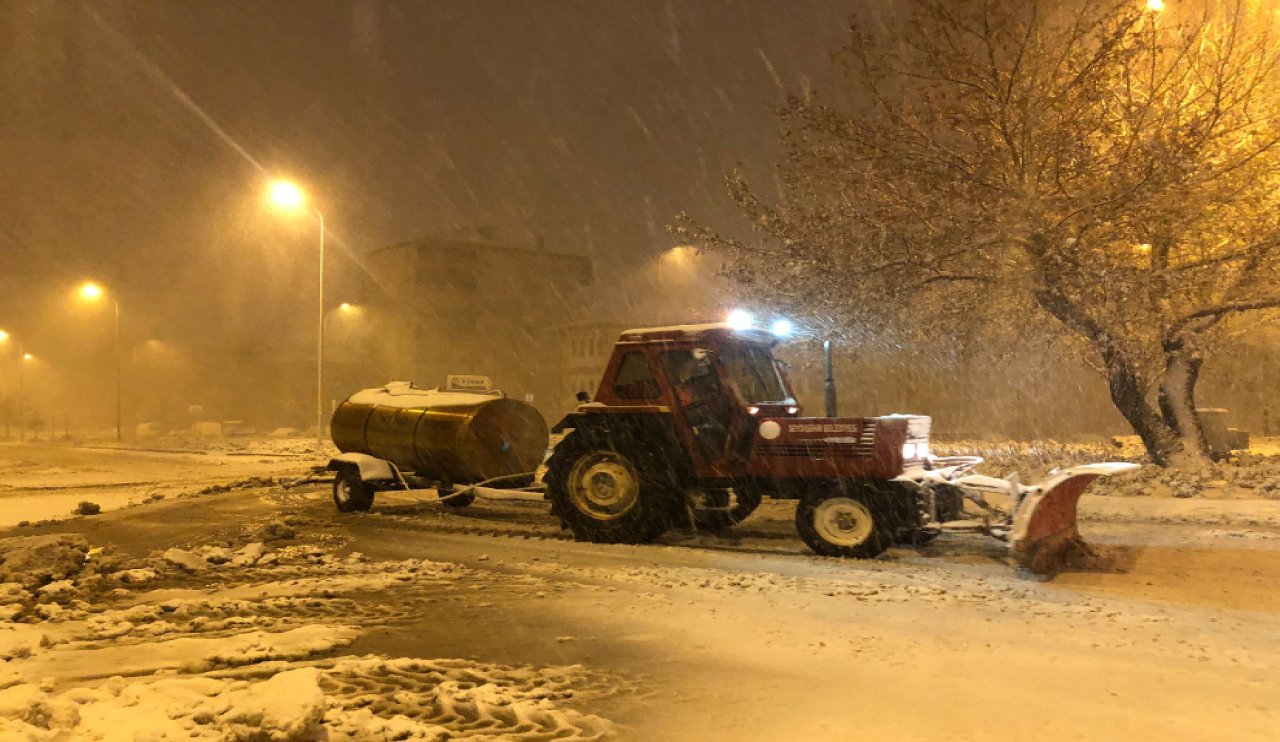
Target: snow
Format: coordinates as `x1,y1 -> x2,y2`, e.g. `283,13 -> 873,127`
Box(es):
0,668 -> 328,741
620,321 -> 731,335
0,530 -> 616,741
344,381 -> 507,410
6,438 -> 1280,739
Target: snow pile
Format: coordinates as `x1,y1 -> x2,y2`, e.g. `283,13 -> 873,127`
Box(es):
1088,454 -> 1280,499
935,438 -> 1280,500
0,668 -> 327,740
0,527 -> 622,740
0,658 -> 615,741
319,656 -> 616,741
933,439 -> 1127,479
0,535 -> 89,589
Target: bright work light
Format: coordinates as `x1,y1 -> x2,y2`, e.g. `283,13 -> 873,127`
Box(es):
726,309 -> 754,331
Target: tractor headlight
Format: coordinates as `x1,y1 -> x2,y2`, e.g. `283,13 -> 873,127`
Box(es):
759,420 -> 782,440
748,406 -> 760,415
902,442 -> 929,460
903,443 -> 917,459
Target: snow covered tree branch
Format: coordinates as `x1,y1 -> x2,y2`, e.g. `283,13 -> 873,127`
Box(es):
679,0 -> 1280,466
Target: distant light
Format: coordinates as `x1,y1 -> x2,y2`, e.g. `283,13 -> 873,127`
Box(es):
21,352 -> 33,362
1145,0 -> 1165,11
726,309 -> 754,331
268,180 -> 306,210
78,282 -> 105,302
0,329 -> 8,343
338,302 -> 355,313
1137,243 -> 1152,254
770,318 -> 794,337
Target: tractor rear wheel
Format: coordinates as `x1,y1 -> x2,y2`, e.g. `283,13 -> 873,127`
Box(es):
333,470 -> 375,513
545,439 -> 677,544
795,485 -> 893,559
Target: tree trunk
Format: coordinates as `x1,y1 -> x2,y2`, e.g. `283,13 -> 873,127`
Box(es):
1158,346 -> 1213,466
1101,347 -> 1179,466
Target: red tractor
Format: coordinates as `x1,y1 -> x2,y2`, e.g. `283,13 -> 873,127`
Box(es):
544,323 -> 1136,572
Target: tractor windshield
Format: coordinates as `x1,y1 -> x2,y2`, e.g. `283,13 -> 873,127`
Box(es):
721,345 -> 791,404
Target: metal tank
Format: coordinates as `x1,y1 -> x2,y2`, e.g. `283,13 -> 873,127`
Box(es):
330,381 -> 549,485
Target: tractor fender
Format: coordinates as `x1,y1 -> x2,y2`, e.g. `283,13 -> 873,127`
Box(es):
552,409 -> 695,488
326,452 -> 400,484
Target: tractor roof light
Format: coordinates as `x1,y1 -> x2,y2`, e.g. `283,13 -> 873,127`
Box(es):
726,309 -> 754,331
770,318 -> 794,338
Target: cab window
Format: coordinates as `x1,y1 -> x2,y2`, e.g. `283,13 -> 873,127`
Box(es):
612,352 -> 660,399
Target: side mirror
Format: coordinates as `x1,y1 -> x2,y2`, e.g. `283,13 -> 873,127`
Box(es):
575,391 -> 591,403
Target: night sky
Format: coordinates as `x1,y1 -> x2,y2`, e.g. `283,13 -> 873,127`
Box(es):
1,1 -> 862,348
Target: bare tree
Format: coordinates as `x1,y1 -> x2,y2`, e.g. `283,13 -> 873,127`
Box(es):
678,0 -> 1280,466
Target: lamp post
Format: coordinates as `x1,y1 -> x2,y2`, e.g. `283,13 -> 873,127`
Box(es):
78,282 -> 122,441
268,179 -> 326,445
0,330 -> 30,441
19,351 -> 32,441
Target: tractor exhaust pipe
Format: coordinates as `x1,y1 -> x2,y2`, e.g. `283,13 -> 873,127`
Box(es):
824,339 -> 838,418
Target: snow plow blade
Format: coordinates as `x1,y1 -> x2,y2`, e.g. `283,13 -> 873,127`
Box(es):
1010,463 -> 1140,575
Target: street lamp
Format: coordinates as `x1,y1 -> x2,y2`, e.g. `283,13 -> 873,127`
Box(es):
77,281 -> 122,442
267,179 -> 327,445
1145,0 -> 1165,11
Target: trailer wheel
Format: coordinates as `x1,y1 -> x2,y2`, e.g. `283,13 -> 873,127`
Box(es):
693,488 -> 762,531
795,486 -> 892,559
545,440 -> 676,544
333,470 -> 375,513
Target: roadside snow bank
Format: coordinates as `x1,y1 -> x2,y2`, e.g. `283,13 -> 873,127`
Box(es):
0,667 -> 327,741
936,439 -> 1280,501
0,535 -> 88,589
0,657 -> 616,741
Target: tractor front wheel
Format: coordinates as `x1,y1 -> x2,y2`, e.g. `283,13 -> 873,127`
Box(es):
545,442 -> 676,544
795,486 -> 892,559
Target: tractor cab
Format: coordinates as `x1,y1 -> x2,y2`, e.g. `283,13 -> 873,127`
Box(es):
590,323 -> 802,478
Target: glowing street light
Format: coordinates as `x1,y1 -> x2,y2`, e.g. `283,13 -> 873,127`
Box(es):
1145,0 -> 1165,11
269,180 -> 306,210
267,178 -> 327,444
21,352 -> 33,362
77,281 -> 123,442
79,282 -> 105,301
